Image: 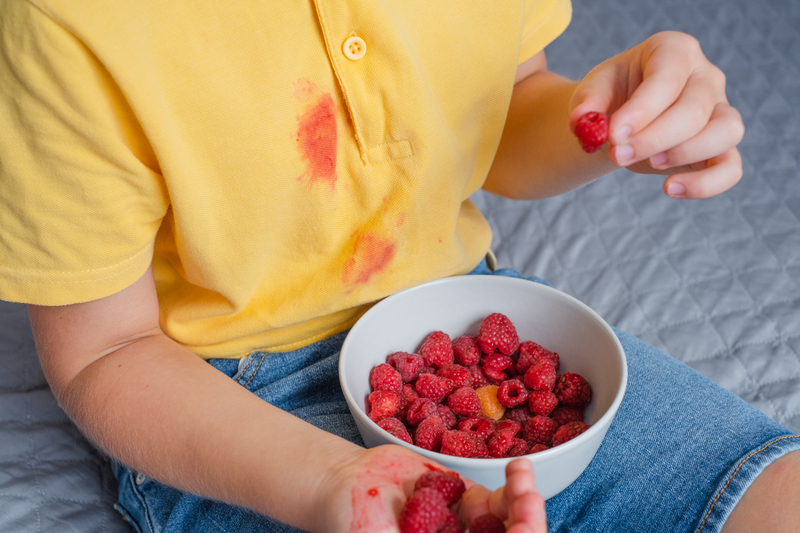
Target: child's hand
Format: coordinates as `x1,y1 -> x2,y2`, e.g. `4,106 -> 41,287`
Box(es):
569,31 -> 745,199
318,444 -> 547,532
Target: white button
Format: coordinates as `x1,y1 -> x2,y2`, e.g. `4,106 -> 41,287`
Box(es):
135,472 -> 147,485
343,36 -> 367,60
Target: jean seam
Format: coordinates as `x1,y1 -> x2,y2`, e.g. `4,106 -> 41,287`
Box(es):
234,352 -> 259,384
696,435 -> 800,532
241,352 -> 268,389
126,470 -> 157,533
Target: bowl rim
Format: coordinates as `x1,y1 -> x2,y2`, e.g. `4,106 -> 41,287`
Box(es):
338,274 -> 628,466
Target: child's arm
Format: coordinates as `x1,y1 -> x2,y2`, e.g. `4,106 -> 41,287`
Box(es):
485,31 -> 744,201
28,266 -> 547,532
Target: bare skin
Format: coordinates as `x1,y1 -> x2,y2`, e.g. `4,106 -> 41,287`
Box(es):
27,30 -> 759,533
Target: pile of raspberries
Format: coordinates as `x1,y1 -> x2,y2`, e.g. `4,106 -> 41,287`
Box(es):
399,470 -> 506,533
367,313 -> 592,459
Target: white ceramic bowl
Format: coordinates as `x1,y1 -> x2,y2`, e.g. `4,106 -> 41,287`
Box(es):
339,275 -> 627,498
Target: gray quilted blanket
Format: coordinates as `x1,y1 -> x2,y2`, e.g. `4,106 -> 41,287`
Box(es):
1,0 -> 798,530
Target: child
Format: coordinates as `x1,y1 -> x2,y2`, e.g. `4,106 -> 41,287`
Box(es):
1,0 -> 797,532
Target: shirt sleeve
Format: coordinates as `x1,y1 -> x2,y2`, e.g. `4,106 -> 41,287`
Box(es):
519,0 -> 573,63
0,0 -> 168,305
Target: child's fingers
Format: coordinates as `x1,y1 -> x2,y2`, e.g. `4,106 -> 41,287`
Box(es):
662,147 -> 742,199
507,492 -> 548,533
647,103 -> 744,171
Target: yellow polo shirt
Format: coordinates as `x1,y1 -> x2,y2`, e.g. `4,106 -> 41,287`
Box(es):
0,0 -> 571,358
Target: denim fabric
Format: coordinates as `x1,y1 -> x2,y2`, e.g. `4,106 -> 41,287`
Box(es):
115,263 -> 800,533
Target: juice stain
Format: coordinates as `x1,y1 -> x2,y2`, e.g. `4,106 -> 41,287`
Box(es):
295,82 -> 337,187
342,233 -> 396,286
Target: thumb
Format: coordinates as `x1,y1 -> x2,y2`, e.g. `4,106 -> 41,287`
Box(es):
568,58 -> 634,137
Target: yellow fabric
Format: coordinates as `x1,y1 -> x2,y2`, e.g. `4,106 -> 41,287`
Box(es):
0,0 -> 571,358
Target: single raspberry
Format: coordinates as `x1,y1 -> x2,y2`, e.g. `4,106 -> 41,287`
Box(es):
574,111 -> 608,153
420,366 -> 437,375
482,353 -> 514,384
497,379 -> 528,408
468,513 -> 506,533
419,331 -> 454,368
452,335 -> 482,366
403,383 -> 421,405
447,387 -> 482,417
415,416 -> 446,452
440,509 -> 465,533
552,421 -> 590,447
472,440 -> 489,458
528,390 -> 559,416
487,430 -> 516,458
367,390 -> 400,422
495,419 -> 522,437
507,438 -> 529,457
415,373 -> 455,403
504,406 -> 533,425
437,364 -> 472,389
436,404 -> 457,430
398,487 -> 450,533
523,415 -> 558,446
523,358 -> 556,392
467,365 -> 490,388
529,443 -> 550,453
377,417 -> 412,444
554,372 -> 592,407
370,363 -> 403,394
475,385 -> 506,420
458,416 -> 495,443
441,430 -> 476,458
477,313 -> 520,355
414,471 -> 467,506
516,341 -> 560,373
550,405 -> 585,427
388,352 -> 425,383
406,398 -> 439,426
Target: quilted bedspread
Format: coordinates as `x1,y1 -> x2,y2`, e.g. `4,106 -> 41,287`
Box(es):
1,0 -> 798,530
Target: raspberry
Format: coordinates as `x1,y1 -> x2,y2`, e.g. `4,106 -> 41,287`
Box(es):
523,358 -> 556,392
377,417 -> 412,444
440,510 -> 465,533
415,416 -> 446,452
458,416 -> 495,443
452,335 -> 482,366
447,387 -> 482,417
516,341 -> 560,373
477,313 -> 519,355
550,405 -> 585,427
388,352 -> 425,383
468,513 -> 506,533
552,420 -> 590,447
554,372 -> 592,407
437,364 -> 472,389
487,430 -> 516,458
495,419 -> 522,437
413,471 -> 467,506
574,111 -> 608,153
497,379 -> 528,408
467,365 -> 490,388
398,487 -> 450,533
482,353 -> 514,384
528,390 -> 559,416
368,390 -> 400,422
370,363 -> 403,394
406,398 -> 438,426
504,406 -> 533,425
523,415 -> 558,446
436,404 -> 457,430
529,443 -> 550,453
472,440 -> 489,458
415,373 -> 455,403
403,383 -> 421,405
441,430 -> 476,458
507,438 -> 529,457
475,385 -> 506,420
419,331 -> 454,368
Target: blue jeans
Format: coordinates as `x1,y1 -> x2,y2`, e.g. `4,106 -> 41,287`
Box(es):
114,264 -> 800,532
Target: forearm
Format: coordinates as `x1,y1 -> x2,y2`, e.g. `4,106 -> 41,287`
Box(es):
59,332 -> 361,532
484,71 -> 618,200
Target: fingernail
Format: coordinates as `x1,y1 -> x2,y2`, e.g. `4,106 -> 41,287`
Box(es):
650,152 -> 668,167
614,125 -> 631,144
615,144 -> 634,164
667,182 -> 686,197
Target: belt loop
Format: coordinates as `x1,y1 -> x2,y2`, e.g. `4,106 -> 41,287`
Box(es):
485,250 -> 498,272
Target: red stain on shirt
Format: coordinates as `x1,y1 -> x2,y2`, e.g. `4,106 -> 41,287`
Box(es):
296,92 -> 337,186
343,233 -> 396,285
